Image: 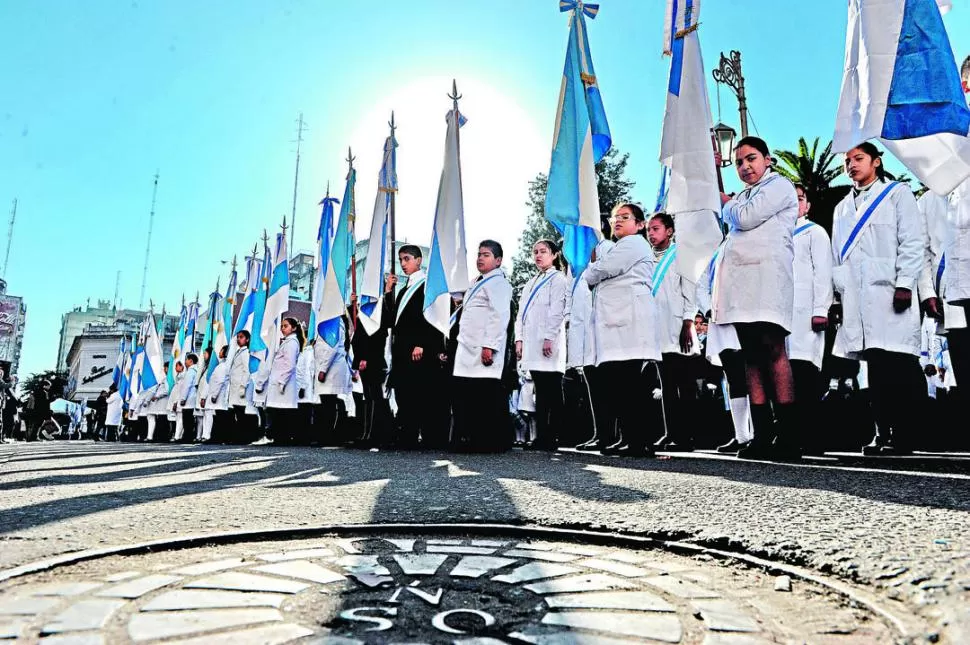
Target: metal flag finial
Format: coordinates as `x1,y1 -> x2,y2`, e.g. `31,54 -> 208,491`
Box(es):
389,111 -> 396,137
231,254 -> 237,271
281,215 -> 288,232
262,229 -> 269,246
194,290 -> 199,304
346,146 -> 355,172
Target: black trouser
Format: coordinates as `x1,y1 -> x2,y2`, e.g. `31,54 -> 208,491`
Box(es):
181,409 -> 197,442
211,409 -> 232,443
231,405 -> 258,444
104,424 -> 119,442
791,359 -> 822,451
659,353 -> 698,445
594,360 -> 656,450
394,362 -> 449,449
266,407 -> 298,443
585,365 -> 616,448
314,395 -> 342,445
293,402 -> 315,445
562,367 -> 595,446
452,376 -> 510,452
360,374 -> 392,446
531,370 -> 564,448
864,349 -> 925,449
947,325 -> 970,448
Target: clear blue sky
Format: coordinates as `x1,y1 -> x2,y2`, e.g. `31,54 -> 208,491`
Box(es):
1,0 -> 967,380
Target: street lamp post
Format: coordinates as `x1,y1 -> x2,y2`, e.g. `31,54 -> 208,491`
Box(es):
712,50 -> 749,138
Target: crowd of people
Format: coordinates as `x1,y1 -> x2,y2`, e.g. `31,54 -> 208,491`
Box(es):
96,125 -> 968,461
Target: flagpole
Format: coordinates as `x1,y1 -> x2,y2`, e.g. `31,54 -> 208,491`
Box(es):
710,133 -> 725,193
387,112 -> 397,279
346,147 -> 359,333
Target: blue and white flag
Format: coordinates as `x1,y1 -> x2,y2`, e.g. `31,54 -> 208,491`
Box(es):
424,105 -> 470,335
545,1 -> 611,277
179,300 -> 199,366
141,311 -> 165,390
260,229 -> 290,357
233,254 -> 262,339
317,168 -> 356,346
119,335 -> 134,401
310,194 -> 339,343
166,304 -> 187,390
249,241 -> 273,370
833,0 -> 970,194
659,0 -> 723,283
111,336 -> 127,388
359,132 -> 398,334
208,265 -> 237,381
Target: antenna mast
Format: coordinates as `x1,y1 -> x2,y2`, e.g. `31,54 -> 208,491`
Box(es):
290,112 -> 307,260
139,172 -> 159,309
2,199 -> 16,279
113,270 -> 121,311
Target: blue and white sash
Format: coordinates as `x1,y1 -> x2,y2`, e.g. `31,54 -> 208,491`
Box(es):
651,244 -> 677,296
793,221 -> 816,237
707,244 -> 723,293
449,274 -> 501,328
395,277 -> 426,324
522,272 -> 557,322
839,182 -> 898,263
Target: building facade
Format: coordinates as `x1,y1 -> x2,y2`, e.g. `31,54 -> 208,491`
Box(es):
0,279 -> 26,378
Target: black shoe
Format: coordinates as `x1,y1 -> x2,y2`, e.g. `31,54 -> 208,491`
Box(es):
653,434 -> 672,448
770,440 -> 802,462
660,441 -> 694,452
737,438 -> 776,460
523,441 -> 540,451
861,434 -> 889,456
601,440 -> 628,456
574,439 -> 599,451
877,444 -> 913,456
716,438 -> 741,454
617,445 -> 656,458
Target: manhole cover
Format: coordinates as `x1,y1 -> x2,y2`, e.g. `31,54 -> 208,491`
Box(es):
0,533 -> 895,643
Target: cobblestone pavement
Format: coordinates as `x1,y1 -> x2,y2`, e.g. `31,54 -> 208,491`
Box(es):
1,442 -> 968,643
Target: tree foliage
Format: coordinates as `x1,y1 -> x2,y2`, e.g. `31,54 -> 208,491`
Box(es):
21,370 -> 68,399
510,148 -> 635,295
772,137 -> 843,202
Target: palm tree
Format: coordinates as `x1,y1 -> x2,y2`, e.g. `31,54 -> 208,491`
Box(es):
772,137 -> 843,201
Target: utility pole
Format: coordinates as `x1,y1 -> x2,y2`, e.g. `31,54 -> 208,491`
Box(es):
139,172 -> 159,310
290,112 -> 307,260
2,199 -> 16,279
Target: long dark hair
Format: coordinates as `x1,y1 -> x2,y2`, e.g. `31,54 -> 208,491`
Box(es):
610,202 -> 648,239
847,141 -> 889,180
283,317 -> 306,351
534,238 -> 565,271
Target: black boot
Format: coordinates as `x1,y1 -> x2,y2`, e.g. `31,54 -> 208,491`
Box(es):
771,402 -> 801,461
716,438 -> 741,454
737,404 -> 776,460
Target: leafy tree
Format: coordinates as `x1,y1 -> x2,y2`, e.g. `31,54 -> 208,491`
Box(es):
772,137 -> 843,202
20,370 -> 68,399
510,148 -> 635,295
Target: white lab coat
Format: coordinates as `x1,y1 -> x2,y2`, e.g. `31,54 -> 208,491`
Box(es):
454,268 -> 513,379
195,361 -> 210,412
831,179 -> 924,358
149,383 -> 169,416
227,347 -> 251,408
920,184 -> 970,331
586,235 -> 660,365
180,364 -> 199,410
207,360 -> 229,410
566,271 -> 595,370
695,242 -> 740,367
266,334 -> 300,409
106,391 -> 123,426
652,244 -> 697,355
296,345 -> 315,402
787,218 -> 834,368
515,268 -> 569,373
713,170 -> 798,331
314,329 -> 353,397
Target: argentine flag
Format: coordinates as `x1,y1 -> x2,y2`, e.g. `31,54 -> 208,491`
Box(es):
659,0 -> 724,283
545,1 -> 611,277
166,304 -> 187,390
179,300 -> 199,366
249,241 -> 273,370
310,194 -> 339,343
233,254 -> 263,339
316,167 -> 357,347
424,103 -> 470,336
111,336 -> 127,389
358,132 -> 398,334
141,311 -> 165,390
833,0 -> 970,194
208,266 -> 237,381
260,230 -> 291,357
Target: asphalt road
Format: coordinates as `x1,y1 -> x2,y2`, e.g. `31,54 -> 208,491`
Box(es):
1,441 -> 968,641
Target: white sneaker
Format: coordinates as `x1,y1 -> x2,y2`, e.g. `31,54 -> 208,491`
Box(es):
250,436 -> 274,446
